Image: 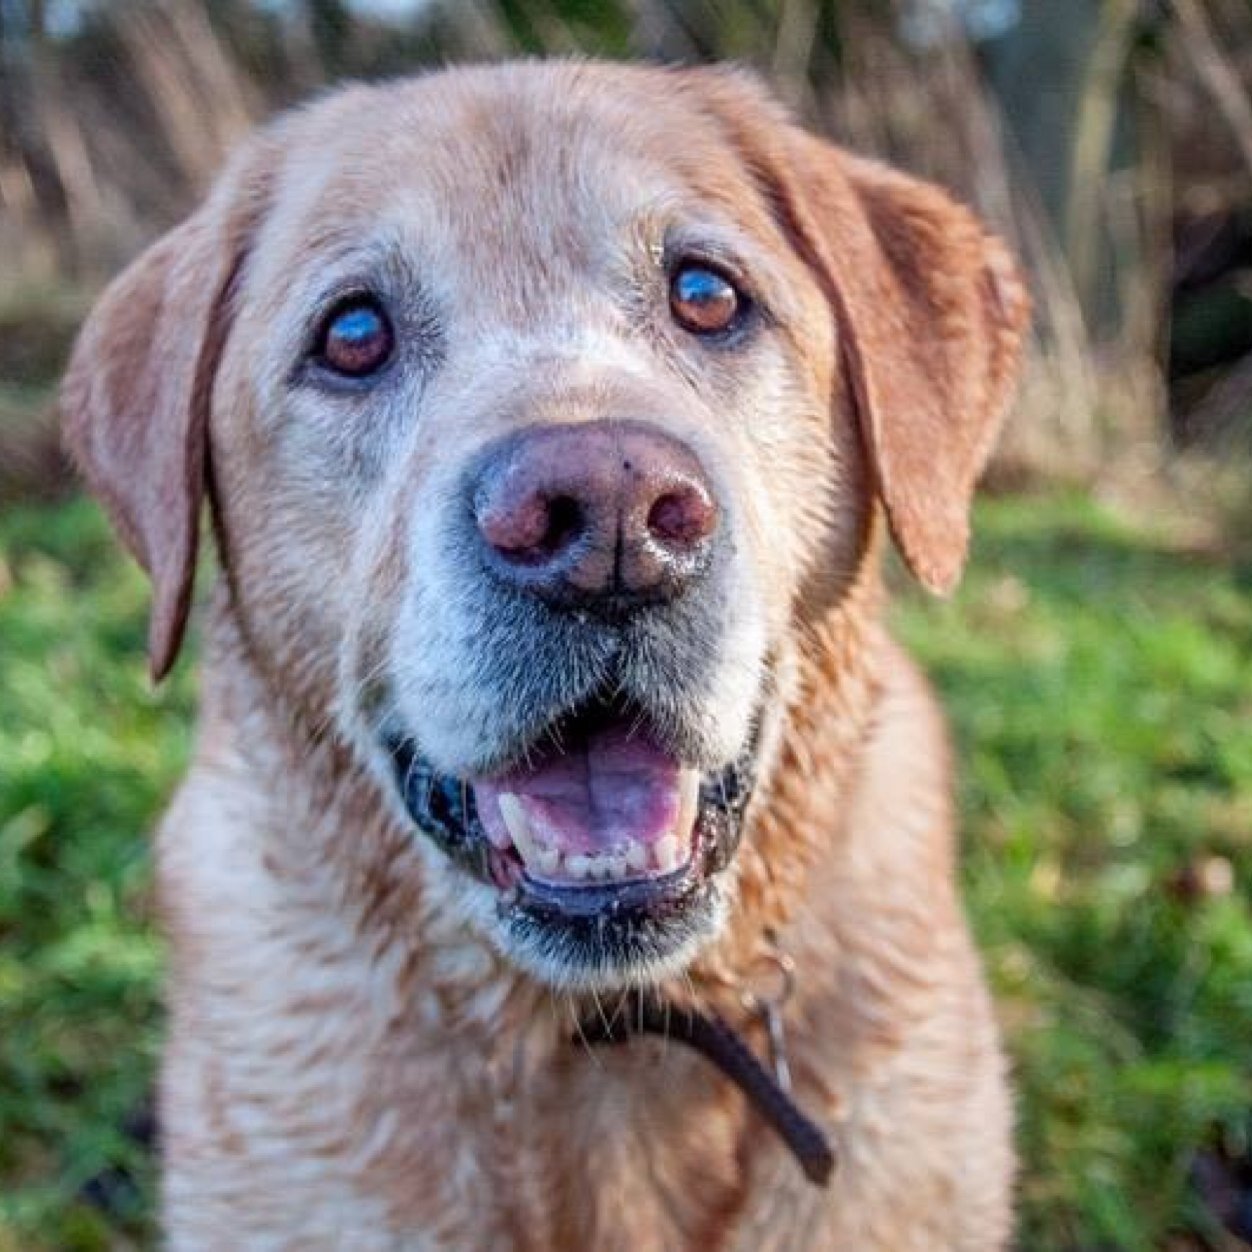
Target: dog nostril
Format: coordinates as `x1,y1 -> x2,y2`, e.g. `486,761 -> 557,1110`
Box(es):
478,490 -> 586,565
647,487 -> 715,549
543,495 -> 584,555
478,492 -> 549,556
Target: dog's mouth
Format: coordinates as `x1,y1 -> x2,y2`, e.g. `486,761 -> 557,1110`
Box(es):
384,694 -> 759,984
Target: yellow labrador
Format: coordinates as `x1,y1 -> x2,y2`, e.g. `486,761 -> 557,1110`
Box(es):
62,61 -> 1027,1250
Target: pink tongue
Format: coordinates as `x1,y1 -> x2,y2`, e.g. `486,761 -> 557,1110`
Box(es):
474,724 -> 682,855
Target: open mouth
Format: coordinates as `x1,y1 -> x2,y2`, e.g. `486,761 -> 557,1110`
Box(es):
384,695 -> 758,982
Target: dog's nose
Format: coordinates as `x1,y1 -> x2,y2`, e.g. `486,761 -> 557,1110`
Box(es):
473,422 -> 718,610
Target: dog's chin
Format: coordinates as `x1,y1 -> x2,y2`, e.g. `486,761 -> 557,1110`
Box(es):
442,861 -> 733,993
381,694 -> 760,991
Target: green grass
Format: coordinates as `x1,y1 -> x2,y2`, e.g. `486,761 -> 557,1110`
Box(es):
1,489 -> 1249,1249
0,499 -> 195,1251
895,493 -> 1252,1250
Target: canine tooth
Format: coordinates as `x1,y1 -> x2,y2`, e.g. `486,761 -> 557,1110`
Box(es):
566,854 -> 592,880
625,841 -> 649,872
675,768 -> 701,842
534,846 -> 561,877
481,793 -> 513,849
654,833 -> 680,873
497,794 -> 540,863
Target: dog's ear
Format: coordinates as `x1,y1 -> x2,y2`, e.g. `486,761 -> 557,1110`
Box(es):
61,154 -> 268,679
685,69 -> 1030,593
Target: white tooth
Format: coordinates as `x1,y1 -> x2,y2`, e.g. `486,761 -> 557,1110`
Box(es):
606,853 -> 629,879
497,794 -> 540,865
482,792 -> 514,849
534,846 -> 561,877
654,833 -> 680,873
566,854 -> 592,880
675,769 -> 700,842
625,841 -> 649,872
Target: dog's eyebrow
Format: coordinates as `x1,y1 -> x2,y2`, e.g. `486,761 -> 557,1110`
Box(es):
303,238 -> 429,300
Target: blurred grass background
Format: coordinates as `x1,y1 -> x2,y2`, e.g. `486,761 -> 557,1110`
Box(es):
1,1 -> 1251,1248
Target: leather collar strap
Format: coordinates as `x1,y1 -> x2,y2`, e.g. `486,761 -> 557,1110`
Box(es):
577,990 -> 836,1187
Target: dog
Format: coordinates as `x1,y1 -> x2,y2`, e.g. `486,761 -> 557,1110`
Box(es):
62,60 -> 1028,1250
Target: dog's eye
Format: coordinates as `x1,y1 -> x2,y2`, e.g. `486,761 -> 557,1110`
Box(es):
669,264 -> 743,335
315,297 -> 394,377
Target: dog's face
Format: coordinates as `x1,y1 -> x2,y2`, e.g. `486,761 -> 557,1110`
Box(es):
62,63 -> 1027,991
208,69 -> 854,988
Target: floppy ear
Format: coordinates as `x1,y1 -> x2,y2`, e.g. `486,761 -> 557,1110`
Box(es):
61,158 -> 266,679
687,71 -> 1030,593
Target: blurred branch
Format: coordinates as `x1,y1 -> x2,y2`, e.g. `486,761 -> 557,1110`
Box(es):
771,0 -> 820,111
115,2 -> 258,194
1065,0 -> 1140,317
1172,0 -> 1252,181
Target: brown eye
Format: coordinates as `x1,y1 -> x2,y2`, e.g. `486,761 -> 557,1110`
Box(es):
669,264 -> 743,335
316,297 -> 393,377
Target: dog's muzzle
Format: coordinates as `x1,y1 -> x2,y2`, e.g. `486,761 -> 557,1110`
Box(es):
379,418 -> 764,983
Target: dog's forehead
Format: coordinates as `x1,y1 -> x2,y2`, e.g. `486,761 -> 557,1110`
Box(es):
249,65 -> 772,309
297,63 -> 742,203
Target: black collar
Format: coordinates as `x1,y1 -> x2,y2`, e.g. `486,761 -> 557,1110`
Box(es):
577,989 -> 835,1187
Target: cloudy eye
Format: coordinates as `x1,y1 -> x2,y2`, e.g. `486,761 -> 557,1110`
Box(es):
669,263 -> 745,335
314,296 -> 394,377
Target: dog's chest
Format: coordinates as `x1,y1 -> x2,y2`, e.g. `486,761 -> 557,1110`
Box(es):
368,1038 -> 820,1252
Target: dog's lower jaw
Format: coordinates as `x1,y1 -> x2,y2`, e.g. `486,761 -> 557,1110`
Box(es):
390,827 -> 724,996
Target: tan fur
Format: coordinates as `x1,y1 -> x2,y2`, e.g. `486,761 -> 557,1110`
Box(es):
61,62 -> 1027,1250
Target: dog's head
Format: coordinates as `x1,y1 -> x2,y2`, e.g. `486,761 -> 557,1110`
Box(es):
62,63 -> 1026,991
